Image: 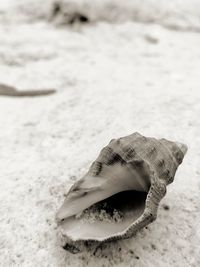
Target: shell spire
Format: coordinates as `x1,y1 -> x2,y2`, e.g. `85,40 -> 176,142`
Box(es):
56,132 -> 187,242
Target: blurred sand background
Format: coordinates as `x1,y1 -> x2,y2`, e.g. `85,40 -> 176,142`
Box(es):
0,0 -> 200,266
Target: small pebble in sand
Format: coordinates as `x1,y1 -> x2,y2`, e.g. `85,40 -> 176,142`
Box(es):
163,204 -> 170,210
144,34 -> 159,44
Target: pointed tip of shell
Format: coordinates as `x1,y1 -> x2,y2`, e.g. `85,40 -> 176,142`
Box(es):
175,142 -> 188,156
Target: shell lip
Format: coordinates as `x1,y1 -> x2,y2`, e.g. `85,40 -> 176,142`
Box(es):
61,227 -> 125,242
59,189 -> 149,242
57,168 -> 161,242
60,206 -> 144,243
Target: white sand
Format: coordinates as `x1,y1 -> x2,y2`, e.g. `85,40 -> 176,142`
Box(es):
0,1 -> 200,266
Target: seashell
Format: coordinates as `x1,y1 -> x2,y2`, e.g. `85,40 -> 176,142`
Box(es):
56,132 -> 187,242
0,83 -> 56,97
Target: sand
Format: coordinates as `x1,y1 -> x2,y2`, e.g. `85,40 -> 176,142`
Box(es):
75,202 -> 124,223
0,0 -> 200,266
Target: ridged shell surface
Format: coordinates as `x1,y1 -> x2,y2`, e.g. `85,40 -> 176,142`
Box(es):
89,132 -> 184,188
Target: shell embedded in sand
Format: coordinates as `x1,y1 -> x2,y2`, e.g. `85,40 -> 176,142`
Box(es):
0,83 -> 56,97
56,132 -> 187,242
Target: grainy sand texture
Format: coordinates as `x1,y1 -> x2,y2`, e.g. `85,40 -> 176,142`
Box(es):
0,0 -> 200,266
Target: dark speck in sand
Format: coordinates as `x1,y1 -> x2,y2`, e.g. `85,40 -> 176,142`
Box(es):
163,204 -> 170,210
68,13 -> 89,24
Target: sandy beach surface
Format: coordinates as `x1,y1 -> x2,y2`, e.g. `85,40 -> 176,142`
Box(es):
0,1 -> 200,266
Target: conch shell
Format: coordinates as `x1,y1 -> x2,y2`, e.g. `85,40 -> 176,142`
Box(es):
56,132 -> 187,242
